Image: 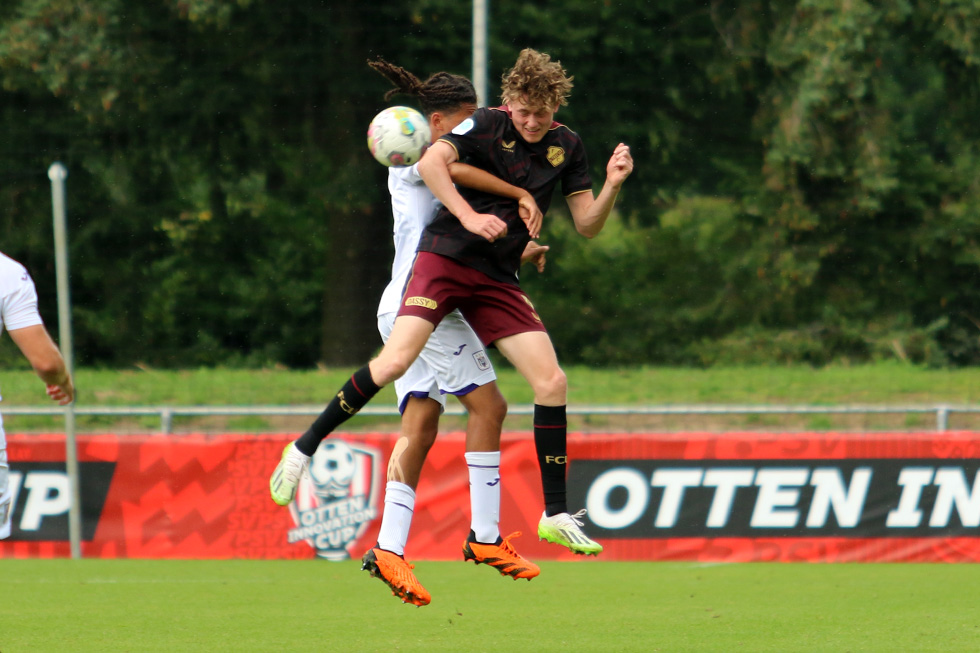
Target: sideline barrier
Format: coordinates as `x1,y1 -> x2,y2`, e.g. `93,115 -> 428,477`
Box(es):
2,431 -> 979,561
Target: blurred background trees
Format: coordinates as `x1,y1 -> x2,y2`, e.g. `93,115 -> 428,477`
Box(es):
2,0 -> 979,368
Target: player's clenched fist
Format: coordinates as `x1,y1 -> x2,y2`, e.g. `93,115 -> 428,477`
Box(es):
607,143 -> 633,188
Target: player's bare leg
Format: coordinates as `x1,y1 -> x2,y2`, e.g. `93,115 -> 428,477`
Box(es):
362,394 -> 439,605
496,331 -> 603,556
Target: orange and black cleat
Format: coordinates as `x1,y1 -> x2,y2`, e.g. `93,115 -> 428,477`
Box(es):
361,547 -> 431,607
462,531 -> 540,580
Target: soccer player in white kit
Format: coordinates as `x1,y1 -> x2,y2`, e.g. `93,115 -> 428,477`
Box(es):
0,251 -> 75,539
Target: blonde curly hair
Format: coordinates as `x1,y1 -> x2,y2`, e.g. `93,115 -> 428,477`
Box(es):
500,48 -> 573,110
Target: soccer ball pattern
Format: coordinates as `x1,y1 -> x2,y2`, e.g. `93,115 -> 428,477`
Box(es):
309,440 -> 357,498
367,106 -> 431,167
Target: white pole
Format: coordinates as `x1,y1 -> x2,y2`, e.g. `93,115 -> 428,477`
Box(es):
472,0 -> 488,107
48,162 -> 81,560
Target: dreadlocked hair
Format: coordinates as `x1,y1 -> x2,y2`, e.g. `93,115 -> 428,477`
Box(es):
500,48 -> 573,110
368,58 -> 477,116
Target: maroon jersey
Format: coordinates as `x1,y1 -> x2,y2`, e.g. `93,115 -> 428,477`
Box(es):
417,106 -> 592,285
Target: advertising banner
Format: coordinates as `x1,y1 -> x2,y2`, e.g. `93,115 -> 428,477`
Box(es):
2,431 -> 979,562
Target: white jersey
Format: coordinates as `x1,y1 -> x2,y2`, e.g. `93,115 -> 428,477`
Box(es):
377,164 -> 441,317
0,252 -> 43,539
0,253 -> 44,405
375,165 -> 496,411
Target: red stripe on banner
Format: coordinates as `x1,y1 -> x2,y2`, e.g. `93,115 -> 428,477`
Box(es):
591,537 -> 980,563
2,431 -> 979,561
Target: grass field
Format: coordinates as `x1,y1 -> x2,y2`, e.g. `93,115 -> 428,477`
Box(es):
3,362 -> 980,432
2,558 -> 979,652
3,362 -> 980,405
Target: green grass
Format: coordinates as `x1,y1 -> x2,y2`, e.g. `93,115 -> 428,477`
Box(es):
2,361 -> 979,405
3,362 -> 980,432
2,559 -> 979,652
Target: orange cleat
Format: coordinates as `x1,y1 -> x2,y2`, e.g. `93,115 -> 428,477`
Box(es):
462,531 -> 540,580
361,547 -> 431,607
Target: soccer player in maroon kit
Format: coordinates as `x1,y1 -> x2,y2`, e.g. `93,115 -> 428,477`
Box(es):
271,48 -> 632,566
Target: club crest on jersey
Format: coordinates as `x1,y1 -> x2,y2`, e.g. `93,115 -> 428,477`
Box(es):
287,439 -> 381,560
405,296 -> 438,310
547,146 -> 565,167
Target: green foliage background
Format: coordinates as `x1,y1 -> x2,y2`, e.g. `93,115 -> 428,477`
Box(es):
3,0 -> 980,368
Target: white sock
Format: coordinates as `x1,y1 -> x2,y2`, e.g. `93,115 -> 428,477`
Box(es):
465,450 -> 501,543
377,481 -> 415,556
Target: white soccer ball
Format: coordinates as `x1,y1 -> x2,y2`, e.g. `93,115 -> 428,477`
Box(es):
309,440 -> 357,498
366,106 -> 431,167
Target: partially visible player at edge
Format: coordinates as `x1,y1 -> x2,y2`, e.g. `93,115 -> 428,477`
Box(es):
270,47 -> 632,562
1,251 -> 75,541
358,58 -> 548,606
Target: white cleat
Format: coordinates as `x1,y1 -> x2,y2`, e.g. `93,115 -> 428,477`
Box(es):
269,442 -> 310,506
537,508 -> 603,556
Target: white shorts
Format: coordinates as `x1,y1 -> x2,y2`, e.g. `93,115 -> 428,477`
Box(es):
378,310 -> 496,413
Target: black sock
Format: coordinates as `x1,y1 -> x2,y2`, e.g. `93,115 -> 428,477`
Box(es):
466,529 -> 503,545
295,366 -> 381,456
534,404 -> 567,516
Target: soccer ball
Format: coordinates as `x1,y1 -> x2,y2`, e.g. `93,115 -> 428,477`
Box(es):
309,440 -> 357,498
366,106 -> 431,167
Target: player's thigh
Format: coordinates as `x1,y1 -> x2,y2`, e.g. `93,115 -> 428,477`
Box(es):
383,311 -> 447,413
419,310 -> 496,394
494,330 -> 564,388
371,315 -> 434,383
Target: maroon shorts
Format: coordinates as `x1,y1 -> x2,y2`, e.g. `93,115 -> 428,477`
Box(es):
397,252 -> 547,345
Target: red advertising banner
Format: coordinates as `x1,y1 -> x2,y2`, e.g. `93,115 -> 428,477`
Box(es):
2,431 -> 979,562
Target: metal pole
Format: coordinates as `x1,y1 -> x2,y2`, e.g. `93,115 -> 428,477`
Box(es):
48,162 -> 81,560
472,0 -> 488,107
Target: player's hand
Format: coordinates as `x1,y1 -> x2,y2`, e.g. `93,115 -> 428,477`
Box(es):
47,381 -> 74,405
460,211 -> 508,243
518,192 -> 543,239
521,241 -> 549,273
606,143 -> 633,189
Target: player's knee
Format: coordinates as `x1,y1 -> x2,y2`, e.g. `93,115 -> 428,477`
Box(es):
535,367 -> 567,404
402,397 -> 441,448
485,390 -> 508,426
371,355 -> 412,386
468,387 -> 508,426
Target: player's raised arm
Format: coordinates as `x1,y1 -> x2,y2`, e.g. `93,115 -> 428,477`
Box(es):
418,141 -> 509,242
566,143 -> 634,239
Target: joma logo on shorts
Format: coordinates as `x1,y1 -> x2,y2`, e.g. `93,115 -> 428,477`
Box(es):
404,297 -> 438,310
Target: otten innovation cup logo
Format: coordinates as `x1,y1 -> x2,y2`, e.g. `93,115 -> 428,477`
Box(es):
287,439 -> 380,560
